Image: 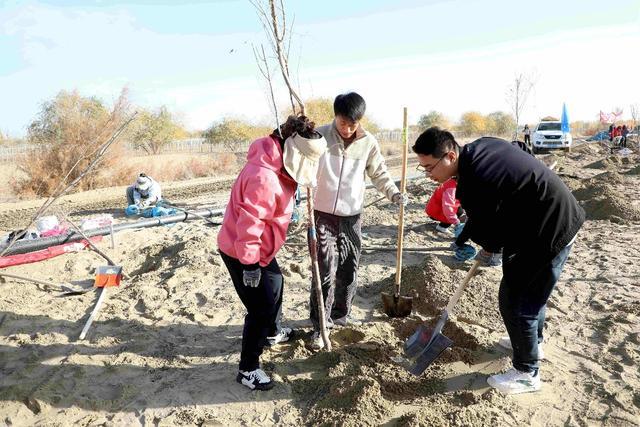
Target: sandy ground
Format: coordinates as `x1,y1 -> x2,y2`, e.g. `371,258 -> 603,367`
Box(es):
0,141 -> 639,426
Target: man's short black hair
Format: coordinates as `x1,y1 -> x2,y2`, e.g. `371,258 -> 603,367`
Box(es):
333,92 -> 366,122
412,126 -> 459,157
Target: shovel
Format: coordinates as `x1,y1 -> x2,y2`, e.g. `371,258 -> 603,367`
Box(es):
381,107 -> 413,318
405,260 -> 480,375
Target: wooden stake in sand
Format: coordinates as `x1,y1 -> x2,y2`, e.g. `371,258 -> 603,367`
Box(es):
78,285 -> 108,340
62,213 -> 124,341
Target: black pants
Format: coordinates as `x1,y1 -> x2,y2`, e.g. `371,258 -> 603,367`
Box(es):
219,251 -> 283,371
524,135 -> 530,145
499,243 -> 573,373
126,186 -> 136,205
309,211 -> 362,330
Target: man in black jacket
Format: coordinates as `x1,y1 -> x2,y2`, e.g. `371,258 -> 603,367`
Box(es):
412,127 -> 584,395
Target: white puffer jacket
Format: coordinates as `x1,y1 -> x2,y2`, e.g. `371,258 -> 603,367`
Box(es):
313,122 -> 399,217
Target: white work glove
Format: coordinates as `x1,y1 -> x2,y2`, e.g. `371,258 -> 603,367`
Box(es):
243,268 -> 261,288
392,192 -> 409,207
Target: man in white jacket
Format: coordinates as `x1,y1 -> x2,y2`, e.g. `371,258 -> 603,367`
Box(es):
309,92 -> 407,349
126,173 -> 162,208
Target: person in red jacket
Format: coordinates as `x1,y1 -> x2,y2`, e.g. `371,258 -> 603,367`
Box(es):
424,177 -> 465,234
217,115 -> 326,391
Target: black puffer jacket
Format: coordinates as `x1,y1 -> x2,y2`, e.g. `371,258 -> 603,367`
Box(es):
454,137 -> 584,259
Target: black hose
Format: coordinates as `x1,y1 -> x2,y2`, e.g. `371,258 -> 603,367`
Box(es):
0,207 -> 224,256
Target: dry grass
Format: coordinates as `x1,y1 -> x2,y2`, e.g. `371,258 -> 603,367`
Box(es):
124,152 -> 238,183
4,152 -> 238,200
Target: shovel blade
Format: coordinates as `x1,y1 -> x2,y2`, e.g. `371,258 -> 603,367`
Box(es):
404,325 -> 432,358
409,333 -> 453,376
381,292 -> 413,318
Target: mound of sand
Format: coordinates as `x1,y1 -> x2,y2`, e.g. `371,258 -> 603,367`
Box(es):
266,337 -> 442,427
573,172 -> 640,222
585,156 -> 633,170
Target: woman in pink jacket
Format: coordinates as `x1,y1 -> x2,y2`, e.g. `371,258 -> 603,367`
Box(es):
217,115 -> 326,391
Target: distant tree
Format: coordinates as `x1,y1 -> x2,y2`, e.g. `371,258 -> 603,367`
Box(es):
15,89 -> 131,196
28,90 -> 110,146
417,110 -> 450,131
631,103 -> 639,133
458,111 -> 487,137
130,106 -> 186,154
506,71 -> 537,139
485,111 -> 516,137
0,131 -> 6,144
204,117 -> 271,151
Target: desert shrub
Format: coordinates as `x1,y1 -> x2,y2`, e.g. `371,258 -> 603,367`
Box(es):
129,106 -> 187,154
457,111 -> 487,137
203,117 -> 271,151
11,89 -> 131,197
485,111 -> 516,137
417,111 -> 450,131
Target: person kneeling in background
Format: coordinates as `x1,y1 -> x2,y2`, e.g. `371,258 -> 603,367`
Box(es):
126,173 -> 162,209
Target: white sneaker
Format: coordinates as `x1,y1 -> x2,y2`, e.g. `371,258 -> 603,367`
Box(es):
435,224 -> 452,234
497,336 -> 545,360
310,330 -> 329,350
332,316 -> 362,327
267,327 -> 294,346
487,368 -> 541,395
236,368 -> 274,391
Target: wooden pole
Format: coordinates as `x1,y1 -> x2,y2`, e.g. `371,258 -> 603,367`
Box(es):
394,107 -> 409,298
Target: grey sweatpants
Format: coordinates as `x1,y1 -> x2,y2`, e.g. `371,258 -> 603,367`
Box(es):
309,210 -> 362,331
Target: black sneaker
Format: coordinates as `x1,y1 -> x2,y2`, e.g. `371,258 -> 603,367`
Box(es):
236,368 -> 274,391
266,327 -> 294,346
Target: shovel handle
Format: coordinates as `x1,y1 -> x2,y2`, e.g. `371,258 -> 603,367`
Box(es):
307,188 -> 332,351
445,260 -> 480,314
394,107 -> 409,296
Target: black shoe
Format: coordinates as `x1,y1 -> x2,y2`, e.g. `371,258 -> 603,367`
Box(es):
236,368 -> 275,391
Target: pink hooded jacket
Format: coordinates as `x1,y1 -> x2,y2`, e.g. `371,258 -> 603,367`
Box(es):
217,135 -> 297,267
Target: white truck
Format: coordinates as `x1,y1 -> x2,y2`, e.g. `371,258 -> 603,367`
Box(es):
532,120 -> 572,153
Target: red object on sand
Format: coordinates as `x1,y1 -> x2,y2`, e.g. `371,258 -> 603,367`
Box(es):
0,236 -> 102,269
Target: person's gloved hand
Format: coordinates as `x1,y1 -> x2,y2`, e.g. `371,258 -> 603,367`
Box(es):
451,242 -> 477,261
243,268 -> 261,288
392,192 -> 409,207
453,222 -> 465,238
476,249 -> 502,267
125,204 -> 140,216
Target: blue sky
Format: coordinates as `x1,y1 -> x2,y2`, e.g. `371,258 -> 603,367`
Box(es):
1,0 -> 639,136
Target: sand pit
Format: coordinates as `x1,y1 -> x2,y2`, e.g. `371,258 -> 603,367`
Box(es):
1,147 -> 639,425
